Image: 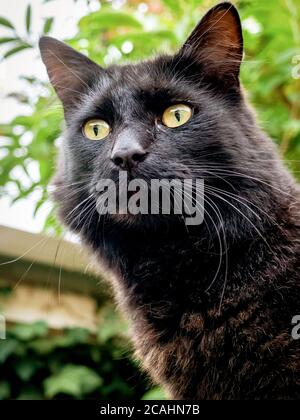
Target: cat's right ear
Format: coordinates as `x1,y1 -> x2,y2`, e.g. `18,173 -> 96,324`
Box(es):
39,37 -> 104,110
177,2 -> 243,88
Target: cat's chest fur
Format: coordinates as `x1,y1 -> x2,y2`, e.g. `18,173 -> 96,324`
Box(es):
93,222 -> 300,400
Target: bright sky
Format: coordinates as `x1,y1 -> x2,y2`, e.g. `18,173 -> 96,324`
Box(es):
0,0 -> 101,233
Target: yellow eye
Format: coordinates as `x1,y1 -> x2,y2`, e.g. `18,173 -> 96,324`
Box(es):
83,119 -> 111,140
162,104 -> 192,128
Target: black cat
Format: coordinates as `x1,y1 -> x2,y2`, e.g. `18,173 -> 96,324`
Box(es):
40,2 -> 300,399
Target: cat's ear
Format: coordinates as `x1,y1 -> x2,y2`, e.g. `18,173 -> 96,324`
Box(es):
178,2 -> 243,86
39,36 -> 104,109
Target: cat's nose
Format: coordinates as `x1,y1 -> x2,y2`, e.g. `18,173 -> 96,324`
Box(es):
111,147 -> 146,169
111,129 -> 147,170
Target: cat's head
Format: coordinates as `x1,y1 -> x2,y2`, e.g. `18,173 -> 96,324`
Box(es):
39,2 -> 281,238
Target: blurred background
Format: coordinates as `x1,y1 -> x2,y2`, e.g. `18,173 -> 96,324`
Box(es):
0,0 -> 299,400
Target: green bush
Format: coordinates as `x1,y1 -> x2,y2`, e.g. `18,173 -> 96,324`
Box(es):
0,304 -> 151,400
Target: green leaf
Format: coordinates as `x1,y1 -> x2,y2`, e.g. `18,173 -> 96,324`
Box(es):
0,339 -> 18,363
66,327 -> 90,343
0,37 -> 18,45
3,43 -> 32,59
10,321 -> 48,341
0,382 -> 10,400
29,328 -> 90,354
25,4 -> 32,34
161,0 -> 183,16
17,386 -> 43,400
0,16 -> 15,30
97,305 -> 128,343
0,285 -> 12,296
113,30 -> 176,46
33,196 -> 46,217
142,387 -> 166,400
43,17 -> 54,34
79,11 -> 142,32
44,365 -> 103,398
14,358 -> 40,382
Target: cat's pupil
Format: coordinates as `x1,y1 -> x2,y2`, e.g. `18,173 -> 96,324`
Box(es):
175,110 -> 181,122
93,126 -> 99,136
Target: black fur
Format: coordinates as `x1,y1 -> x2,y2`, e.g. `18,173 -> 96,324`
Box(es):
40,3 -> 300,399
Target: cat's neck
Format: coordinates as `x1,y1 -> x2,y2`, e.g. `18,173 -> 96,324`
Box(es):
94,215 -> 285,309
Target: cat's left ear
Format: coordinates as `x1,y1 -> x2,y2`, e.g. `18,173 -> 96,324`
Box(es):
39,36 -> 104,111
178,2 -> 243,87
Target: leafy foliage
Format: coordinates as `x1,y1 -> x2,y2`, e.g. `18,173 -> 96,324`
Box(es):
0,302 -> 150,400
44,365 -> 103,398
